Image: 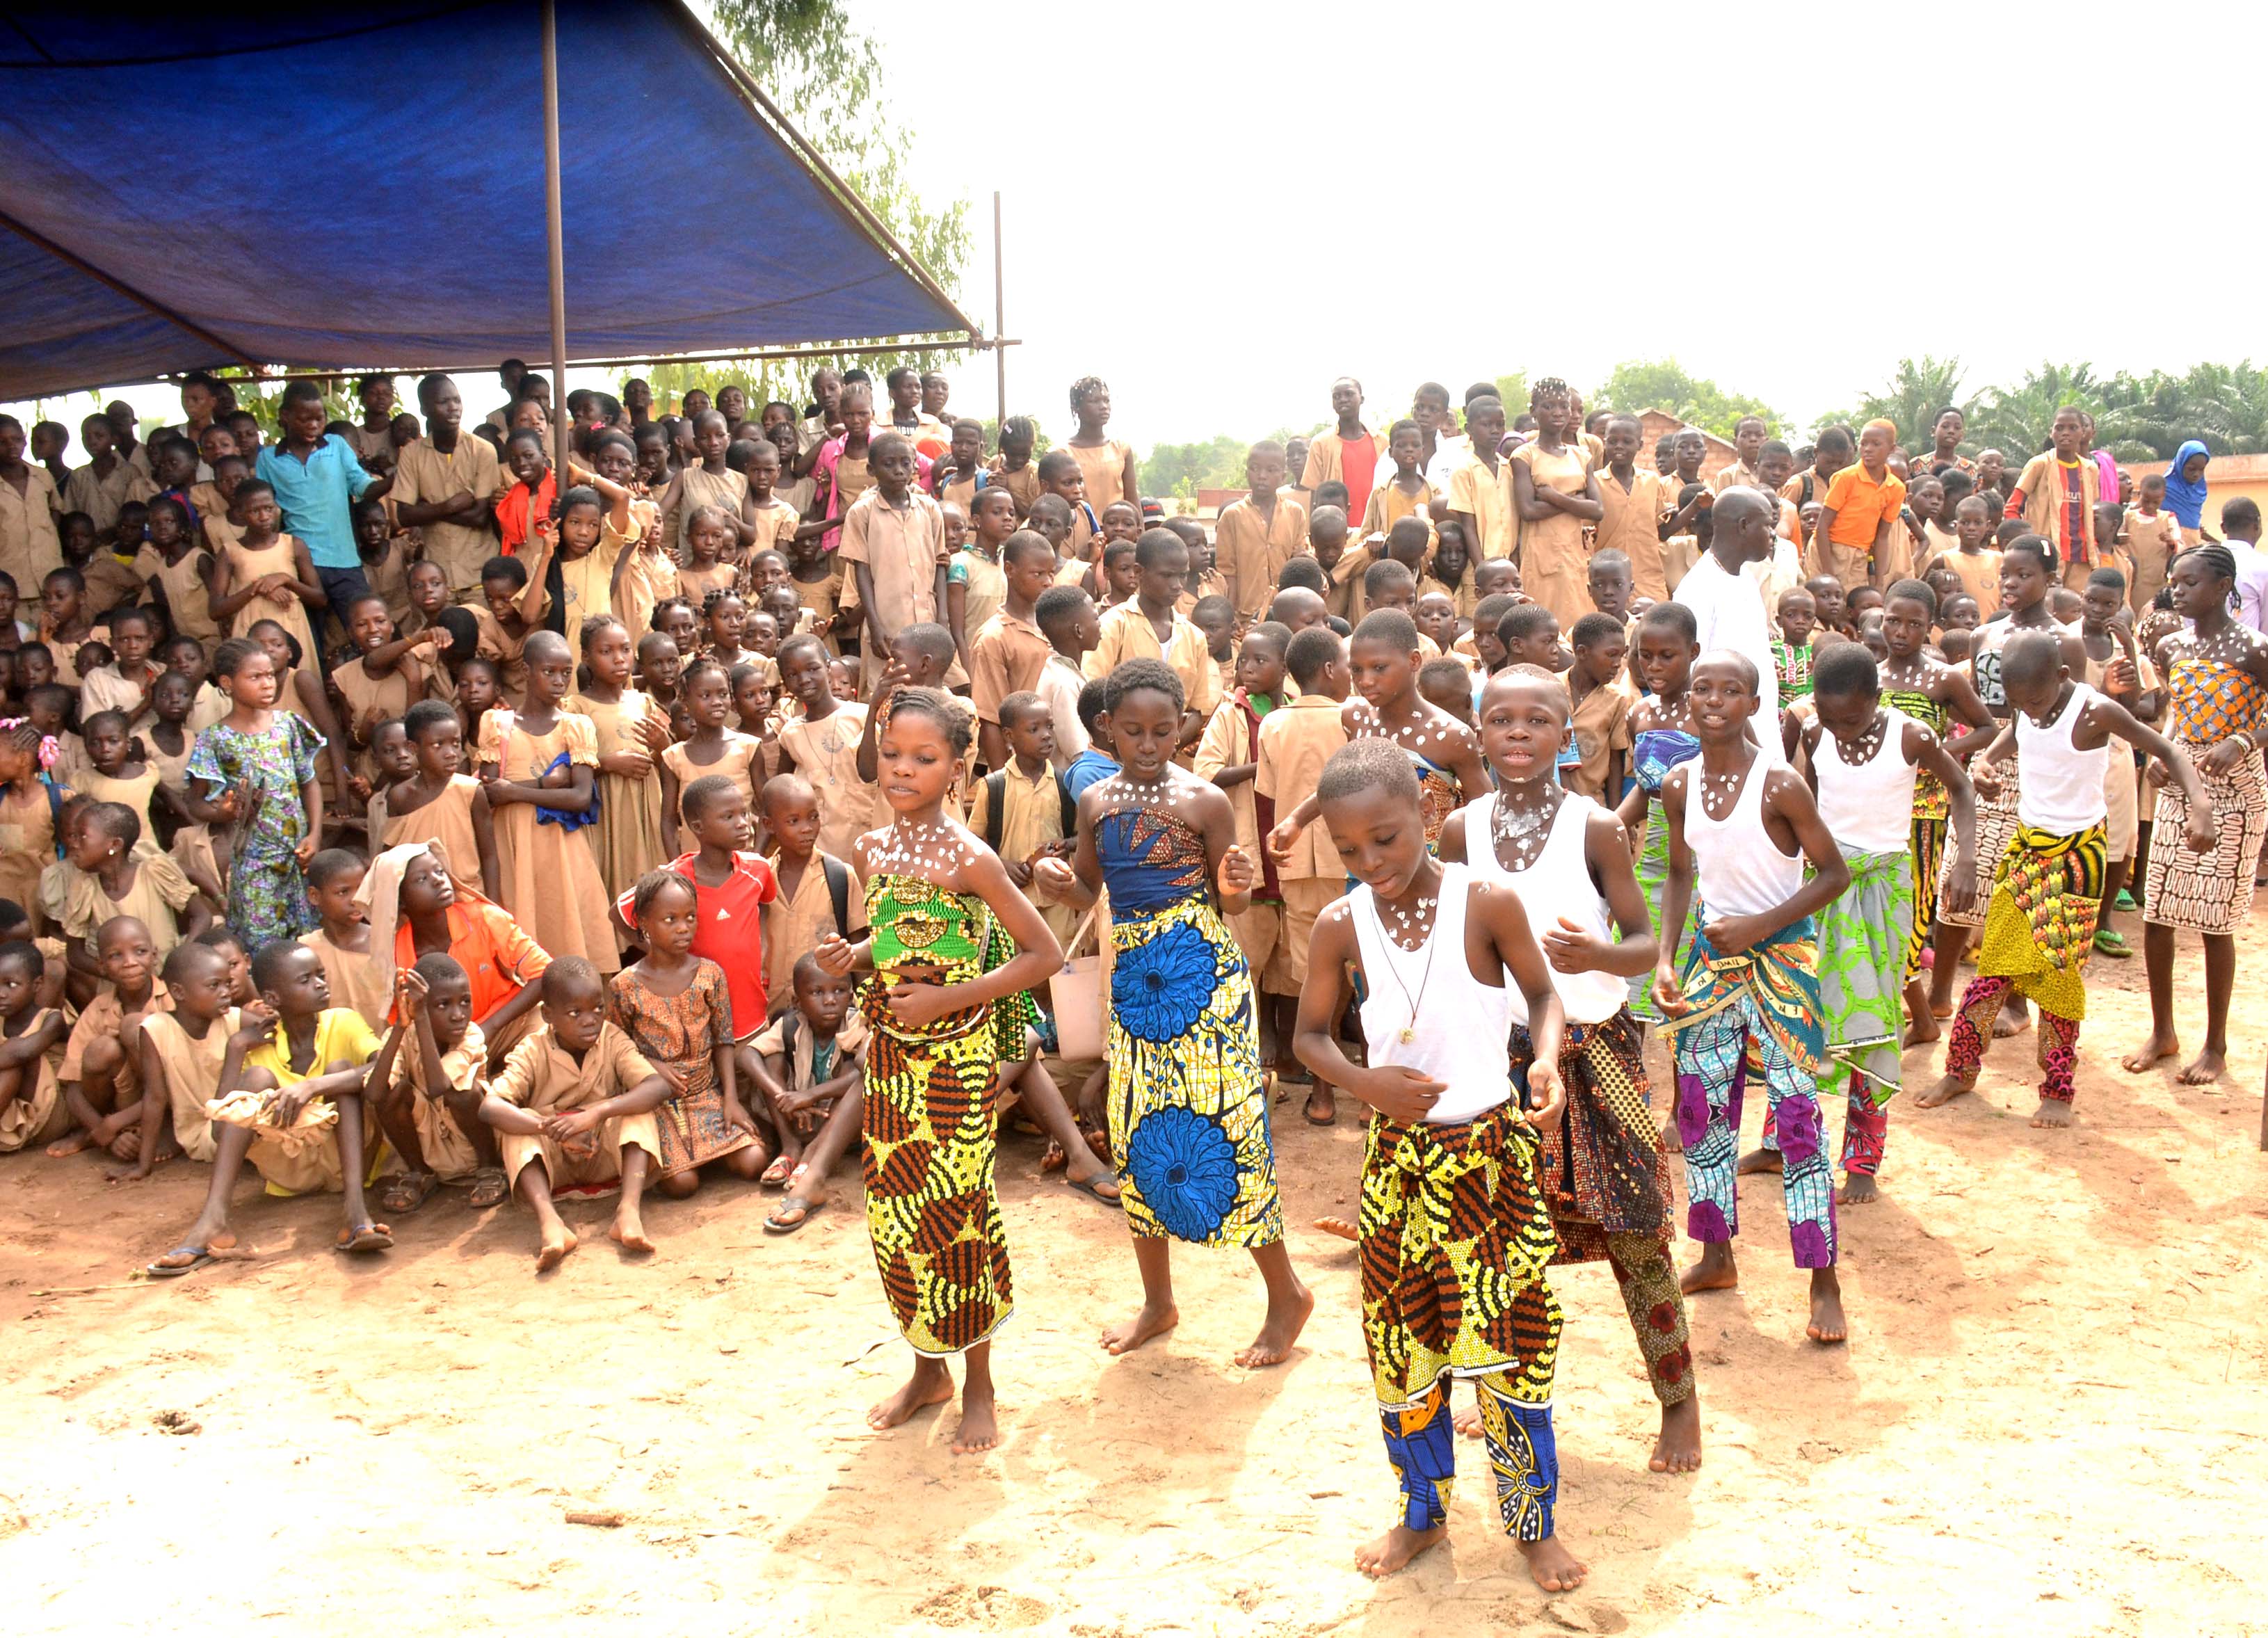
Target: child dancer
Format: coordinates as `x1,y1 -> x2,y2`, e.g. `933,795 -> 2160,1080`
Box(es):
1038,659 -> 1311,1367
1778,646 -> 1977,1201
813,686 -> 1063,1455
1616,604 -> 1703,1025
1929,631 -> 2210,1125
184,639 -> 325,947
1438,669 -> 1701,1472
1294,738 -> 1584,1590
2126,546 -> 2268,1084
1651,652 -> 1852,1342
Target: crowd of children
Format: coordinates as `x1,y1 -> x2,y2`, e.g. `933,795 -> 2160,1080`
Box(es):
0,365 -> 2258,1590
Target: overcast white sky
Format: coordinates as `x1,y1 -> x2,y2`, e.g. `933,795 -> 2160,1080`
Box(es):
17,1 -> 2265,454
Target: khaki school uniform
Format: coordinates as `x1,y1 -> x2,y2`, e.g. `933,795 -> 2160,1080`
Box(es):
135,542 -> 220,643
667,464 -> 750,559
1449,455 -> 1514,562
1358,479 -> 1436,543
60,981 -> 169,1103
1215,494 -> 1310,618
1300,428 -> 1391,514
392,435 -> 503,599
81,552 -> 143,619
775,703 -> 874,862
1593,467 -> 1675,602
983,459 -> 1040,520
0,465 -> 63,593
399,1020 -> 487,1180
488,1018 -> 663,1190
966,760 -> 1078,949
839,487 -> 949,686
63,458 -> 156,539
1566,682 -> 1631,802
1193,691 -> 1280,975
59,851 -> 196,963
747,497 -> 801,556
970,608 -> 1054,728
1084,602 -> 1220,723
303,928 -> 391,1031
1708,458 -> 1762,495
951,548 -> 1007,648
140,1005 -> 241,1163
0,1007 -> 67,1152
790,563 -> 847,653
761,851 -> 867,1020
2123,509 -> 2182,613
750,1006 -> 869,1100
1931,547 -> 2004,614
1254,694 -> 1349,995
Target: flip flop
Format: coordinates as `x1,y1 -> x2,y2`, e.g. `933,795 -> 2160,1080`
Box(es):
759,1153 -> 796,1189
1065,1173 -> 1122,1210
146,1244 -> 212,1279
1303,1091 -> 1337,1127
762,1196 -> 824,1235
467,1166 -> 509,1210
335,1221 -> 395,1253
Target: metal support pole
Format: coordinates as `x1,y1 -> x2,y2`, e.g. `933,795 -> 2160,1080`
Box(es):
992,191 -> 1006,431
542,0 -> 570,488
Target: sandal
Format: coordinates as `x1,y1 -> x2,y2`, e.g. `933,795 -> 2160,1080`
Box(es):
335,1221 -> 394,1254
380,1172 -> 438,1216
2091,927 -> 2132,958
763,1195 -> 824,1234
1065,1173 -> 1121,1209
146,1244 -> 213,1279
759,1152 -> 796,1189
467,1166 -> 509,1210
1303,1087 -> 1337,1126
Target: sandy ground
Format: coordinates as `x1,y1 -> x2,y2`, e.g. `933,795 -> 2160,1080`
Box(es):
4,906 -> 2267,1638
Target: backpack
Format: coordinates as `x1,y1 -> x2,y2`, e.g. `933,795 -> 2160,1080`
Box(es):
982,768 -> 1077,856
819,853 -> 852,940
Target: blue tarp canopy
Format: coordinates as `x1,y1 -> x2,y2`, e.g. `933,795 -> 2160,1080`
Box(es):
0,2 -> 975,399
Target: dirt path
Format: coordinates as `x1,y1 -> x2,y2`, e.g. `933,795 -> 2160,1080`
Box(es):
4,917 -> 2265,1637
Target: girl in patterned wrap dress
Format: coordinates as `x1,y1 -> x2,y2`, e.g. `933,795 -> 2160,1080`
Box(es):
2127,545 -> 2268,1087
812,686 -> 1062,1458
1035,658 -> 1312,1372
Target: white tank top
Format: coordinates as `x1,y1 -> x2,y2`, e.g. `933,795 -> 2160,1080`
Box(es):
2016,681 -> 2109,833
1351,863 -> 1513,1125
1684,753 -> 1803,918
1461,790 -> 1627,1026
1814,706 -> 1920,855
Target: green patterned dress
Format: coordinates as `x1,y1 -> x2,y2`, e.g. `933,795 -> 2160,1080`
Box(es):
859,874 -> 1036,1357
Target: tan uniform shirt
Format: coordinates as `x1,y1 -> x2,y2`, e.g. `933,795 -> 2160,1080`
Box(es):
390,434 -> 502,598
1255,694 -> 1349,879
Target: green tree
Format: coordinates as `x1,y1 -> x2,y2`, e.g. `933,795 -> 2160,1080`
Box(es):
1141,434 -> 1250,498
1966,362 -> 2109,462
1593,358 -> 1780,440
675,1 -> 972,413
1815,356 -> 1973,453
1491,372 -> 1529,415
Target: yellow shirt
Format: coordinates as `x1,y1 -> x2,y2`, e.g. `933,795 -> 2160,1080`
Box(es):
245,1007 -> 383,1086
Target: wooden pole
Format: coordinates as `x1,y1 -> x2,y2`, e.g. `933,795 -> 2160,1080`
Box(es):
993,191 -> 1007,432
542,0 -> 570,488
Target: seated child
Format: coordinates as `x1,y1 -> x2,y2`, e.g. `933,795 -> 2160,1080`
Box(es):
0,938 -> 68,1152
364,954 -> 504,1214
145,941 -> 391,1277
58,801 -> 205,978
47,915 -> 168,1162
301,848 -> 389,1029
477,957 -> 673,1271
114,938 -> 241,1180
746,950 -> 869,1233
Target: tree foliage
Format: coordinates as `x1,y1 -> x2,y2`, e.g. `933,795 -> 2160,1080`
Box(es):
1593,359 -> 1781,440
647,0 -> 971,415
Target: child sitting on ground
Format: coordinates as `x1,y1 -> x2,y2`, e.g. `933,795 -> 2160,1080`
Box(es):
45,915 -> 168,1162
745,951 -> 869,1235
113,938 -> 241,1181
478,956 -> 673,1271
0,938 -> 68,1153
363,955 -> 499,1215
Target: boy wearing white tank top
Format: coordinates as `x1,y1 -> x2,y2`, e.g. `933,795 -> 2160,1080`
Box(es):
1922,630 -> 2213,1127
1652,652 -> 1854,1346
1439,668 -> 1702,1475
1294,739 -> 1586,1593
1764,645 -> 1979,1205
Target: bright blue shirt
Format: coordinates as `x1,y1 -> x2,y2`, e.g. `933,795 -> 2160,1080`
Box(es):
256,434 -> 374,571
1063,750 -> 1120,799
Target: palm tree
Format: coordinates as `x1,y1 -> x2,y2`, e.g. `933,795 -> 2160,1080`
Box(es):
1968,362 -> 2108,459
1850,356 -> 1973,453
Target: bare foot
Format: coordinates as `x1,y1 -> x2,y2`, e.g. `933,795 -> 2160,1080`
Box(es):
1902,1011 -> 1940,1047
1650,1395 -> 1703,1473
1519,1533 -> 1589,1592
1993,996 -> 2030,1038
45,1128 -> 94,1159
1234,1280 -> 1314,1368
536,1223 -> 578,1272
2030,1099 -> 2075,1128
1355,1523 -> 1443,1578
1913,1072 -> 1973,1109
2175,1048 -> 2227,1086
1839,1171 -> 1879,1205
1657,1115 -> 1683,1155
1312,1216 -> 1358,1242
1806,1268 -> 1847,1344
2121,1030 -> 2180,1074
1100,1301 -> 1179,1356
1680,1244 -> 1737,1296
1736,1146 -> 1783,1175
867,1359 -> 953,1431
608,1207 -> 655,1254
1455,1402 -> 1481,1439
950,1381 -> 999,1454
